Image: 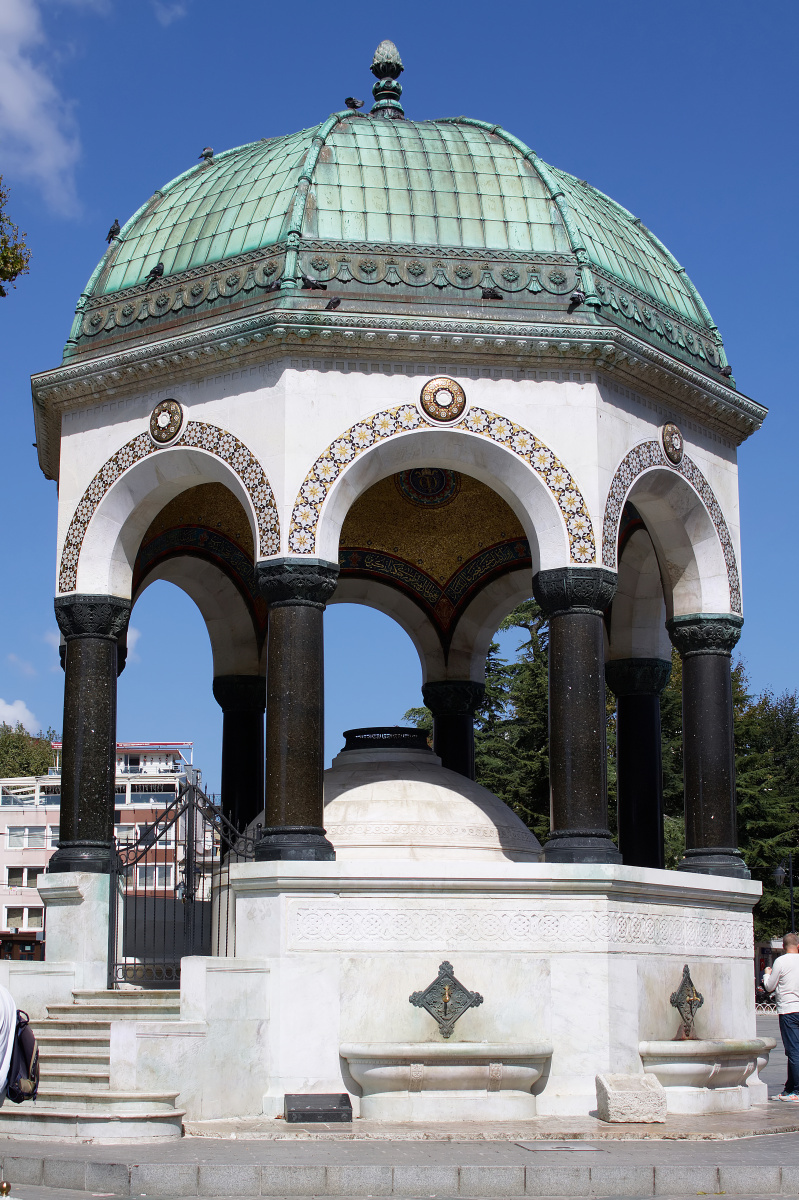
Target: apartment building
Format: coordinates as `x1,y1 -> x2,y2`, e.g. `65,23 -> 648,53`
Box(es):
0,741 -> 194,947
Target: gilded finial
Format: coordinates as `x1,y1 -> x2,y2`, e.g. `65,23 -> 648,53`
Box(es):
370,40 -> 405,120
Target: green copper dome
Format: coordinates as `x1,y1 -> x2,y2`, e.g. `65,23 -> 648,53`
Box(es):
68,46 -> 728,379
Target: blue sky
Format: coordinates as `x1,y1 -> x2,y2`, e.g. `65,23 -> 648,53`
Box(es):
0,0 -> 796,792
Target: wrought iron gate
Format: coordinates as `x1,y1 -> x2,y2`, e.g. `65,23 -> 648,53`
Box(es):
108,772 -> 256,988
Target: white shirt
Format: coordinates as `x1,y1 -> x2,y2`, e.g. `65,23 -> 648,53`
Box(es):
0,983 -> 16,1103
765,953 -> 799,1014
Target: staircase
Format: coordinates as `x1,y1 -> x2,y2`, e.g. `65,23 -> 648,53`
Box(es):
0,989 -> 185,1140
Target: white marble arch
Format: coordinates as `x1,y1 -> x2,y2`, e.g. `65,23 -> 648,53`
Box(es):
624,468 -> 732,619
330,568 -> 533,686
74,448 -> 258,599
608,526 -> 671,662
134,556 -> 264,678
310,427 -> 572,574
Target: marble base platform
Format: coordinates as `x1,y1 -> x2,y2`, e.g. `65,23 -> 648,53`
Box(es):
219,860 -> 766,1122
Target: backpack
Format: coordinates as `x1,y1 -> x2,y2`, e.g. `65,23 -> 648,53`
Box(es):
6,1010 -> 39,1104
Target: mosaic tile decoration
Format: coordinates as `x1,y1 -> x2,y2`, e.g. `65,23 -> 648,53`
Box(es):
601,440 -> 741,614
58,421 -> 279,594
288,405 -> 596,562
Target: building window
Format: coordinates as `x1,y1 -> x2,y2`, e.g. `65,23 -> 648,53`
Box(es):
114,825 -> 135,844
7,828 -> 25,849
27,908 -> 43,930
6,868 -> 24,888
7,826 -> 47,849
27,829 -> 46,849
48,826 -> 59,847
5,908 -> 23,929
136,864 -> 173,889
28,868 -> 44,888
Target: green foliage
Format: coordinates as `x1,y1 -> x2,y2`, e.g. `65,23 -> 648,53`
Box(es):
0,725 -> 57,778
0,178 -> 31,298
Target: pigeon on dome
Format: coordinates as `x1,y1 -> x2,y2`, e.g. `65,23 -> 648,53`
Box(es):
105,218 -> 120,244
344,97 -> 364,110
198,146 -> 214,161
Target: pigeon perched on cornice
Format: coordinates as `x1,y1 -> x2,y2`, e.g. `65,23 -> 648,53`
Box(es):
105,219 -> 120,243
199,147 -> 214,161
345,98 -> 364,110
325,297 -> 341,310
144,262 -> 165,288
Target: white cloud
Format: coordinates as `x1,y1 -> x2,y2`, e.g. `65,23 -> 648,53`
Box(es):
43,630 -> 60,651
0,699 -> 39,733
7,653 -> 37,679
127,625 -> 142,662
0,0 -> 82,213
152,1 -> 187,26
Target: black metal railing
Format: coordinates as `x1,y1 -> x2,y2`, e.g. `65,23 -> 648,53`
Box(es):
108,773 -> 257,988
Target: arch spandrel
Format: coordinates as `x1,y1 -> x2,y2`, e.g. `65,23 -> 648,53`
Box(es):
59,422 -> 279,598
602,440 -> 741,617
285,404 -> 596,572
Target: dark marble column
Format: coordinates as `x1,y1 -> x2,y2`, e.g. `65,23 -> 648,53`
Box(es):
667,613 -> 748,879
605,658 -> 672,870
255,559 -> 338,861
212,675 -> 266,833
533,567 -> 621,864
421,680 -> 485,780
52,595 -> 130,873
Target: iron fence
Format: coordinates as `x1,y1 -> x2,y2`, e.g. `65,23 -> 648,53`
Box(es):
108,772 -> 256,988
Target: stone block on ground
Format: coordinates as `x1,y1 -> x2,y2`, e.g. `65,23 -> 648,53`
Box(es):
595,1071 -> 667,1122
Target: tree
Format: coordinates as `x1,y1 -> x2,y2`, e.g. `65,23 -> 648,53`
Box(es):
0,178 -> 31,298
0,724 -> 57,778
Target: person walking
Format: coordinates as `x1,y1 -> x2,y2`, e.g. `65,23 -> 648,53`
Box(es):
764,932 -> 799,1101
0,983 -> 16,1104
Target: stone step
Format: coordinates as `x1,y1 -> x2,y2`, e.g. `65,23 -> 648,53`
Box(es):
72,988 -> 179,1002
0,1103 -> 183,1141
32,1087 -> 180,1113
38,1018 -> 114,1031
37,1075 -> 109,1094
47,1002 -> 180,1020
36,1034 -> 110,1054
38,1048 -> 110,1065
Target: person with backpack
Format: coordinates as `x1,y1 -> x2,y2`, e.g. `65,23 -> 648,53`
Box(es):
0,984 -> 17,1105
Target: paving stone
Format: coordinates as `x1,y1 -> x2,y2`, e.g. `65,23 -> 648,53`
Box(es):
1,1157 -> 44,1185
42,1158 -> 86,1192
781,1164 -> 799,1193
260,1165 -> 327,1196
392,1164 -> 460,1195
324,1165 -> 393,1196
524,1164 -> 591,1195
85,1160 -> 129,1195
719,1164 -> 781,1195
655,1164 -> 719,1195
588,1164 -> 654,1196
197,1162 -> 261,1197
131,1162 -> 199,1196
459,1164 -> 526,1195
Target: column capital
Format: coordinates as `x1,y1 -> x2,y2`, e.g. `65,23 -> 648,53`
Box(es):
213,674 -> 266,713
667,613 -> 743,658
605,658 -> 672,698
422,680 -> 485,717
54,594 -> 131,641
533,567 -> 616,618
256,558 -> 339,610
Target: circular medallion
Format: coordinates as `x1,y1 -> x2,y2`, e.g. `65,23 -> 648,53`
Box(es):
661,422 -> 684,465
420,376 -> 467,423
149,399 -> 183,445
396,468 -> 461,508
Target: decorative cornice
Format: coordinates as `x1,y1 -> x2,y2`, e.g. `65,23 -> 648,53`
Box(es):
533,567 -> 617,617
666,613 -> 744,658
32,309 -> 765,484
54,594 -> 131,640
605,658 -> 672,697
256,558 -> 339,609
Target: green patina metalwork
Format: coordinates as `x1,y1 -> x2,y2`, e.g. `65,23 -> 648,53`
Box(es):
75,65 -> 723,366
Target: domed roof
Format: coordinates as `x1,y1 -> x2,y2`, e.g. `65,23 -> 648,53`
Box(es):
321,733 -> 542,863
67,42 -> 728,380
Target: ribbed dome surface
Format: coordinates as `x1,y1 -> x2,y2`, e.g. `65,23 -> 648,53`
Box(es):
89,115 -> 713,333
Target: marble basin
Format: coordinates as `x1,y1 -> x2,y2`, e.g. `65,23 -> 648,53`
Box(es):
340,1041 -> 552,1121
638,1038 -> 776,1114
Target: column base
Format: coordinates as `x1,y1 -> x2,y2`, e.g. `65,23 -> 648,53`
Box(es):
678,847 -> 751,879
254,826 -> 336,862
543,828 -> 622,865
47,840 -> 113,874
